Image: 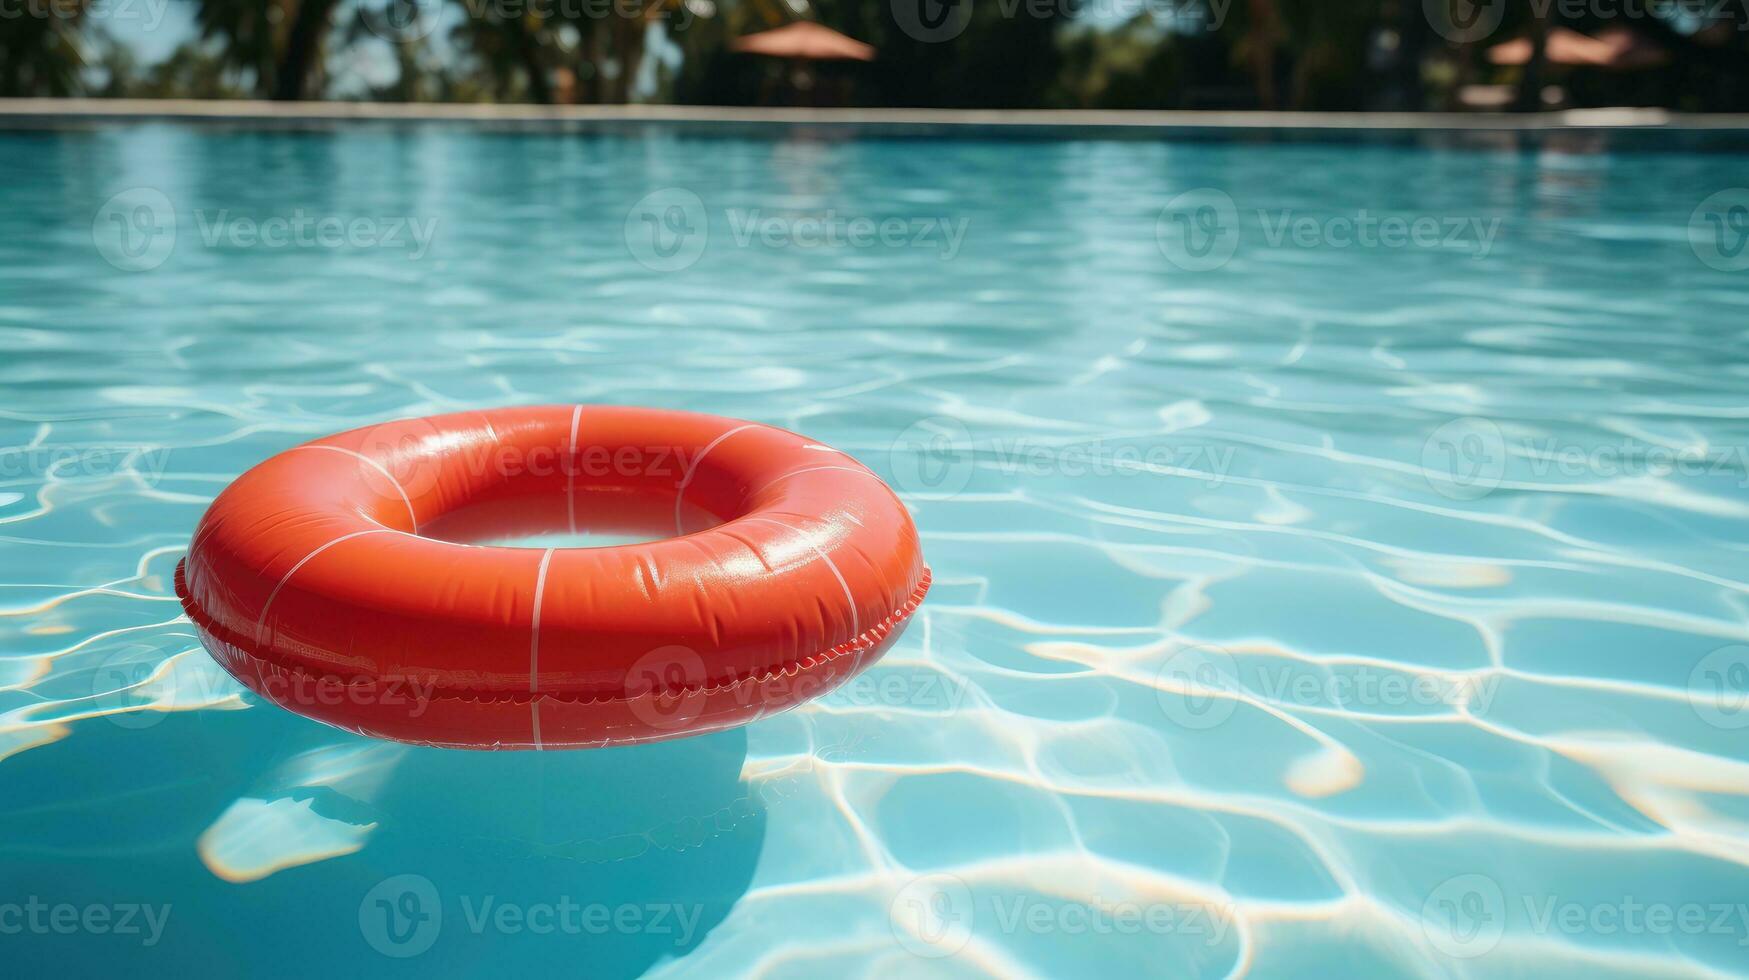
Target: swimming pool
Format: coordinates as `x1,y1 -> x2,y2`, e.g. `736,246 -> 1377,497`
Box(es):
2,120 -> 1746,978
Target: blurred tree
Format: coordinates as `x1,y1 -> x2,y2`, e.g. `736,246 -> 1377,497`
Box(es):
444,0 -> 683,104
83,26 -> 255,100
188,0 -> 329,98
9,0 -> 1749,110
273,0 -> 341,98
852,0 -> 1063,108
1276,0 -> 1388,109
451,8 -> 552,101
1512,0 -> 1553,111
1370,0 -> 1430,111
1055,1 -> 1389,111
141,42 -> 255,98
1056,16 -> 1176,109
84,29 -> 138,98
670,0 -> 795,105
344,5 -> 471,102
674,0 -> 1062,108
448,4 -> 560,103
572,1 -> 657,103
0,2 -> 89,96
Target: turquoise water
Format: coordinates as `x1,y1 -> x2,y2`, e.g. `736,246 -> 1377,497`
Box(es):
2,122 -> 1748,977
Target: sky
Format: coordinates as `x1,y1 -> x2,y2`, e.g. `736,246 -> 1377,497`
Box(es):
89,0 -> 198,63
86,0 -> 421,94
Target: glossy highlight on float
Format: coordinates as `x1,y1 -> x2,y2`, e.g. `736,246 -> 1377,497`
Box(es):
175,406 -> 930,749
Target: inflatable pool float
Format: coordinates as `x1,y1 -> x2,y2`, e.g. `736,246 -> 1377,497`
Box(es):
175,406 -> 930,749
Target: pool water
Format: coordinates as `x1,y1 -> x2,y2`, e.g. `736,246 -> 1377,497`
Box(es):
2,123 -> 1747,978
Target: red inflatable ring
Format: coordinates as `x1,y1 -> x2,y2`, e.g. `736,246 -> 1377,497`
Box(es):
175,406 -> 930,749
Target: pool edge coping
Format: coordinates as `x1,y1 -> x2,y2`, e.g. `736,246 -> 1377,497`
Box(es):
5,98 -> 1749,131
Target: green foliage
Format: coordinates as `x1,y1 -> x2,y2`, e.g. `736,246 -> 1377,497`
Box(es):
4,0 -> 1748,110
95,38 -> 254,99
0,1 -> 89,97
189,0 -> 288,95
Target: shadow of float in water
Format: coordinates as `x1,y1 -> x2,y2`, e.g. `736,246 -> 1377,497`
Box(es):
0,702 -> 766,978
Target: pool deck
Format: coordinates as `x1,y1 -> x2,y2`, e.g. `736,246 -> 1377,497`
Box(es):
4,98 -> 1749,132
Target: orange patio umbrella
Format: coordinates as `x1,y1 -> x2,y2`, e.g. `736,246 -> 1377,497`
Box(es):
729,21 -> 876,62
1488,26 -> 1670,71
